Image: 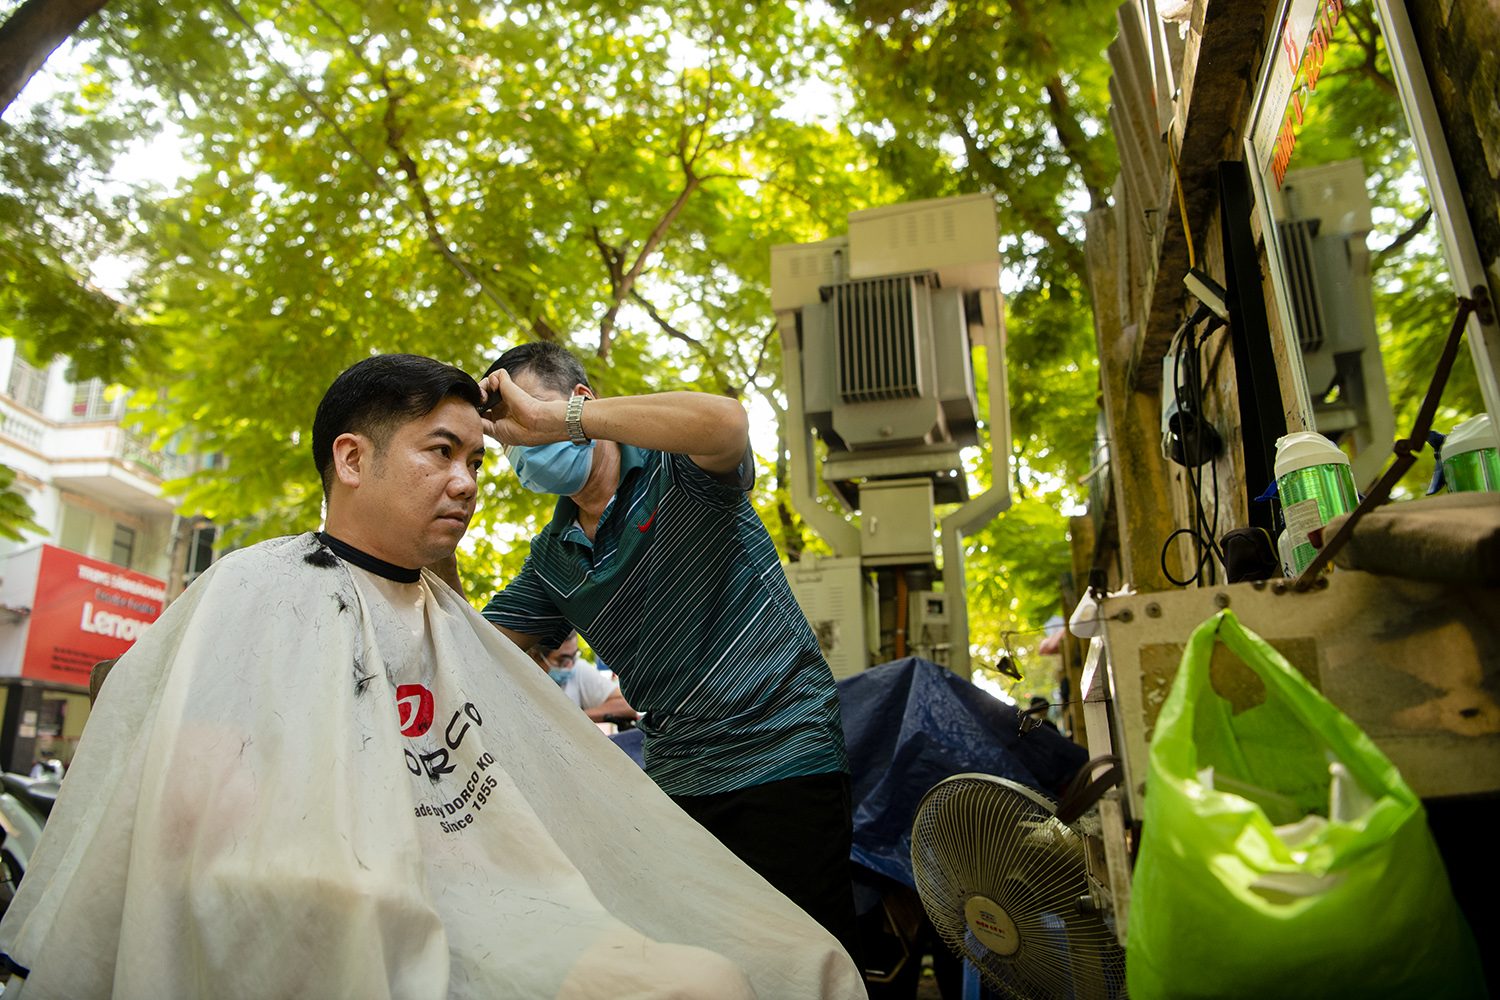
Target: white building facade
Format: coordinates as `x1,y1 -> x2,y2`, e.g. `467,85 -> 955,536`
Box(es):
0,339 -> 214,773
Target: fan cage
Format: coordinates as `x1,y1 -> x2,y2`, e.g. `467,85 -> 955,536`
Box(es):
911,773 -> 1128,1000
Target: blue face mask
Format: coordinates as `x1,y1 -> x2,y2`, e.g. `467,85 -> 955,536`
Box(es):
506,440 -> 595,495
548,665 -> 574,686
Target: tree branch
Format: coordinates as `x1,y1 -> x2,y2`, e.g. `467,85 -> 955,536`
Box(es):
589,226 -> 627,297
624,289 -> 744,398
688,62 -> 714,163
1043,76 -> 1109,210
377,76 -> 546,338
627,288 -> 702,348
1374,206 -> 1432,270
305,0 -> 378,77
0,0 -> 111,117
1338,5 -> 1397,97
595,168 -> 702,358
744,320 -> 776,386
951,113 -> 1086,275
1007,0 -> 1112,211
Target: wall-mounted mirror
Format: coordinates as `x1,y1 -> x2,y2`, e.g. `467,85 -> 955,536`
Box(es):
1244,0 -> 1493,494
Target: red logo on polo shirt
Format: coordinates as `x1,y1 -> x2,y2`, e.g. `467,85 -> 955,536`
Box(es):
397,684 -> 435,737
638,506 -> 658,532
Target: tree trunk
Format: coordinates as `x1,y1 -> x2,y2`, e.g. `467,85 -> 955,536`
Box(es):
0,0 -> 111,118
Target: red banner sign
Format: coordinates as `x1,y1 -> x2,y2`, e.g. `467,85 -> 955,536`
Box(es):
22,545 -> 165,686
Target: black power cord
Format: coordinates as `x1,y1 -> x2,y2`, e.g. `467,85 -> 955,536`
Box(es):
1161,307 -> 1227,587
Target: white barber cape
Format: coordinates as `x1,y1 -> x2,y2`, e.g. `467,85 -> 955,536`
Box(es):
0,534 -> 863,1000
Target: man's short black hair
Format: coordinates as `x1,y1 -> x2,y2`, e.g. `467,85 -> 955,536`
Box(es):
312,354 -> 483,497
485,342 -> 591,398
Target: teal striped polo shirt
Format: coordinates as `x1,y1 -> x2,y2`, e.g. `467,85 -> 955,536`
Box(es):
481,443 -> 848,797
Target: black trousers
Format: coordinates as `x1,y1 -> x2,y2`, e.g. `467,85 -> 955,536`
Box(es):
672,771 -> 863,968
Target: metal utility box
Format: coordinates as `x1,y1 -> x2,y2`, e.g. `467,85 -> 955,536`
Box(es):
783,556 -> 876,680
770,236 -> 849,313
859,478 -> 936,563
847,192 -> 1002,291
1276,158 -> 1394,486
771,192 -> 1010,678
799,275 -> 974,453
907,589 -> 951,665
774,195 -> 994,460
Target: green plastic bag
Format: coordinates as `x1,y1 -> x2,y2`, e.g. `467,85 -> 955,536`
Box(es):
1126,610 -> 1486,999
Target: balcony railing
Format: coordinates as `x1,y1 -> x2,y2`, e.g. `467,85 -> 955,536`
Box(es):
0,395 -> 198,482
121,432 -> 195,481
0,400 -> 44,450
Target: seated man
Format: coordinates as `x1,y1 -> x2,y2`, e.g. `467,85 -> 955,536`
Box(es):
0,354 -> 862,1000
530,632 -> 637,725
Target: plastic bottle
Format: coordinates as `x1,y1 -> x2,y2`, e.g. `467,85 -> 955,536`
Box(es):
1274,432 -> 1358,575
1441,413 -> 1499,492
1276,529 -> 1297,578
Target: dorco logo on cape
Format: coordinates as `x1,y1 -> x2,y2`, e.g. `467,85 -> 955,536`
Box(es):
396,684 -> 435,737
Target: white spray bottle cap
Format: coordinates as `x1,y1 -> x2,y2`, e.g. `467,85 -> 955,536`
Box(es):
1444,414 -> 1496,459
1274,432 -> 1351,480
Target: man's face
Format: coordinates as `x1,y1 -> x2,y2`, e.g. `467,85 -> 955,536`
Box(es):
545,635 -> 580,673
357,397 -> 485,568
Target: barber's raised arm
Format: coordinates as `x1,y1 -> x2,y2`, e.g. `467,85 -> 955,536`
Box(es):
482,369 -> 748,475
493,622 -> 542,654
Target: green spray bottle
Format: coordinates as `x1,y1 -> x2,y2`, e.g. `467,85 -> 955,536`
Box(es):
1441,414 -> 1499,492
1274,432 -> 1359,575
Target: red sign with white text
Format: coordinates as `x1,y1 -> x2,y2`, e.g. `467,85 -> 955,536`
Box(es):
22,545 -> 165,686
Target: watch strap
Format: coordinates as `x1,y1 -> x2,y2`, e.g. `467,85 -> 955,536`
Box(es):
566,394 -> 589,445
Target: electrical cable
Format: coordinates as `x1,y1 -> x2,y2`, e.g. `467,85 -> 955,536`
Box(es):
1167,127 -> 1196,271
1186,328 -> 1225,583
1172,332 -> 1208,582
1199,323 -> 1228,578
1161,310 -> 1226,586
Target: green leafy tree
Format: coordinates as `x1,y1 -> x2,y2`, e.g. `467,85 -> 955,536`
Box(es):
46,1 -> 883,588
0,89 -> 160,382
0,462 -> 42,540
8,0 -> 1130,675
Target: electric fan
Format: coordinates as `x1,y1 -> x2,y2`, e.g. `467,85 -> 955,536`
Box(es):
910,773 -> 1127,999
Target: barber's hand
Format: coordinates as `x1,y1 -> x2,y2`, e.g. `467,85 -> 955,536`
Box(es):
478,369 -> 564,447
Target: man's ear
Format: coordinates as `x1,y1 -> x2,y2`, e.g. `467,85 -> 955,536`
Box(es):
331,432 -> 368,489
573,382 -> 594,400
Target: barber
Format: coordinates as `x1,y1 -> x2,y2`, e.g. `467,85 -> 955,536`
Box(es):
476,342 -> 859,964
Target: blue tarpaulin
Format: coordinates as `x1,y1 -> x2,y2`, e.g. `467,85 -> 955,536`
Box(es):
838,657 -> 1088,892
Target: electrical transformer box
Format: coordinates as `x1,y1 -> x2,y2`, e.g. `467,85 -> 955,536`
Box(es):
783,556 -> 876,680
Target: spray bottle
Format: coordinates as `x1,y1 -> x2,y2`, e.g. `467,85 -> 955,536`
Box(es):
1274,432 -> 1359,576
1441,414 -> 1499,492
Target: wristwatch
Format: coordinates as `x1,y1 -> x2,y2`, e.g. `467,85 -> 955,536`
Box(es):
566,394 -> 589,446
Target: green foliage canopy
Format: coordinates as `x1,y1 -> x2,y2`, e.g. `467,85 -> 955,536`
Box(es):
69,0 -> 887,581
6,0 -> 1126,681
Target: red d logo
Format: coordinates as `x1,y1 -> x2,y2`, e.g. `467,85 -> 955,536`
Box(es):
396,684 -> 435,737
